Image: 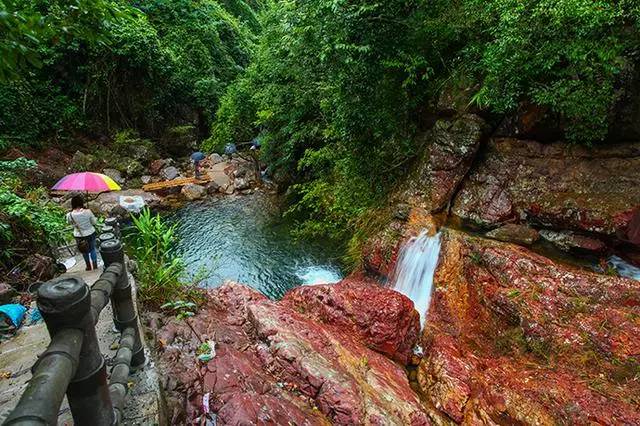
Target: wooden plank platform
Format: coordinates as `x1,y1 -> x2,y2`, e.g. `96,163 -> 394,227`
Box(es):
142,177 -> 210,192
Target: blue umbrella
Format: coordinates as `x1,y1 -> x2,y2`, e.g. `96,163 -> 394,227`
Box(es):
224,143 -> 237,155
191,151 -> 206,162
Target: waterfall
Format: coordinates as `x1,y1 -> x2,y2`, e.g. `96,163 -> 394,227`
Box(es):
608,256 -> 640,281
392,230 -> 442,328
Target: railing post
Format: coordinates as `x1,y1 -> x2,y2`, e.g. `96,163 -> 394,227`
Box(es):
104,217 -> 120,239
99,232 -> 117,249
101,224 -> 115,236
37,277 -> 114,425
100,239 -> 146,367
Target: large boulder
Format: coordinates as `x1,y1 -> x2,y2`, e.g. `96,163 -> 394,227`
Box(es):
485,223 -> 539,245
452,138 -> 640,241
103,168 -> 125,185
149,159 -> 169,176
87,190 -> 162,216
417,229 -> 640,424
233,177 -> 250,191
180,184 -> 205,201
282,279 -> 420,364
209,162 -> 231,189
398,114 -> 486,212
539,229 -> 606,254
161,166 -> 179,181
154,281 -> 431,424
208,153 -> 224,165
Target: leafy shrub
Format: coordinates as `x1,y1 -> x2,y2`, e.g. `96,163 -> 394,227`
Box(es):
0,158 -> 66,271
126,207 -> 200,308
0,0 -> 258,146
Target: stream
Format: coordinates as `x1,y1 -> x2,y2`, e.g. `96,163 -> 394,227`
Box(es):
171,191 -> 344,299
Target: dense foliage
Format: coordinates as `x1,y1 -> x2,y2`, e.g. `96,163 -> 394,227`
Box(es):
2,0 -> 640,248
0,0 -> 258,146
210,0 -> 640,241
0,157 -> 66,273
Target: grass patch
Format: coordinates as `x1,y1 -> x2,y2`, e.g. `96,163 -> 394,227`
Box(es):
494,325 -> 553,362
127,208 -> 202,309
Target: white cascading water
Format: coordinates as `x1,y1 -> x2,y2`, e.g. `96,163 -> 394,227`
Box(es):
608,256 -> 640,281
392,230 -> 442,328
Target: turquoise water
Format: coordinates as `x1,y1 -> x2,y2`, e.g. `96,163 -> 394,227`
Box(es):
171,191 -> 344,299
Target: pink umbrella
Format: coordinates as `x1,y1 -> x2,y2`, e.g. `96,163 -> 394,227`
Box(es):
52,172 -> 121,192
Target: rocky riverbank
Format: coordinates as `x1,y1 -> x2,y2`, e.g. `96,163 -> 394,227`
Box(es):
148,103 -> 640,424
150,221 -> 640,424
149,280 -> 430,424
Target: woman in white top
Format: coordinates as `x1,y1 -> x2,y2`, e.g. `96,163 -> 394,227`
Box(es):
67,195 -> 98,270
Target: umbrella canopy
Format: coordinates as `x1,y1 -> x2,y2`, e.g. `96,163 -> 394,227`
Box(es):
52,172 -> 121,192
191,151 -> 206,162
224,143 -> 237,155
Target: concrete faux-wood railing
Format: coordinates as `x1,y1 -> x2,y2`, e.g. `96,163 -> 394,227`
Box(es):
3,235 -> 145,426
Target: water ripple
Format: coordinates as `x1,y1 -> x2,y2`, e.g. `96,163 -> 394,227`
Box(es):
171,192 -> 343,299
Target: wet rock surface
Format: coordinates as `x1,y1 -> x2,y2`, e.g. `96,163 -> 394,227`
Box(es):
452,138 -> 640,240
153,281 -> 430,425
399,114 -> 486,212
281,278 -> 420,364
419,228 -> 640,424
180,183 -> 206,201
485,223 -> 539,245
539,229 -> 606,254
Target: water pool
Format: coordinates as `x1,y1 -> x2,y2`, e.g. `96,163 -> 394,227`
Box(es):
171,191 -> 344,299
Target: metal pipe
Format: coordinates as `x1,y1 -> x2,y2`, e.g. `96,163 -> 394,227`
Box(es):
100,239 -> 145,367
37,276 -> 115,425
3,329 -> 83,425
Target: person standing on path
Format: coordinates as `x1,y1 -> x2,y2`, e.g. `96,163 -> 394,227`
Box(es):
67,195 -> 98,270
191,151 -> 206,180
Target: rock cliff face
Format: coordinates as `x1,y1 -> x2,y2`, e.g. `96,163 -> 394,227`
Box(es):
154,227 -> 640,425
154,280 -> 431,425
418,229 -> 640,424
398,114 -> 486,213
152,101 -> 640,424
452,138 -> 640,241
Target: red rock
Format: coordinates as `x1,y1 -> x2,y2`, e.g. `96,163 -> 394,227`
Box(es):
452,138 -> 640,241
148,159 -> 166,175
282,279 -> 420,364
398,114 -> 486,213
154,282 -> 430,425
539,229 -> 606,253
626,208 -> 640,245
361,222 -> 404,278
418,229 -> 640,424
485,223 -> 539,245
494,101 -> 563,143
